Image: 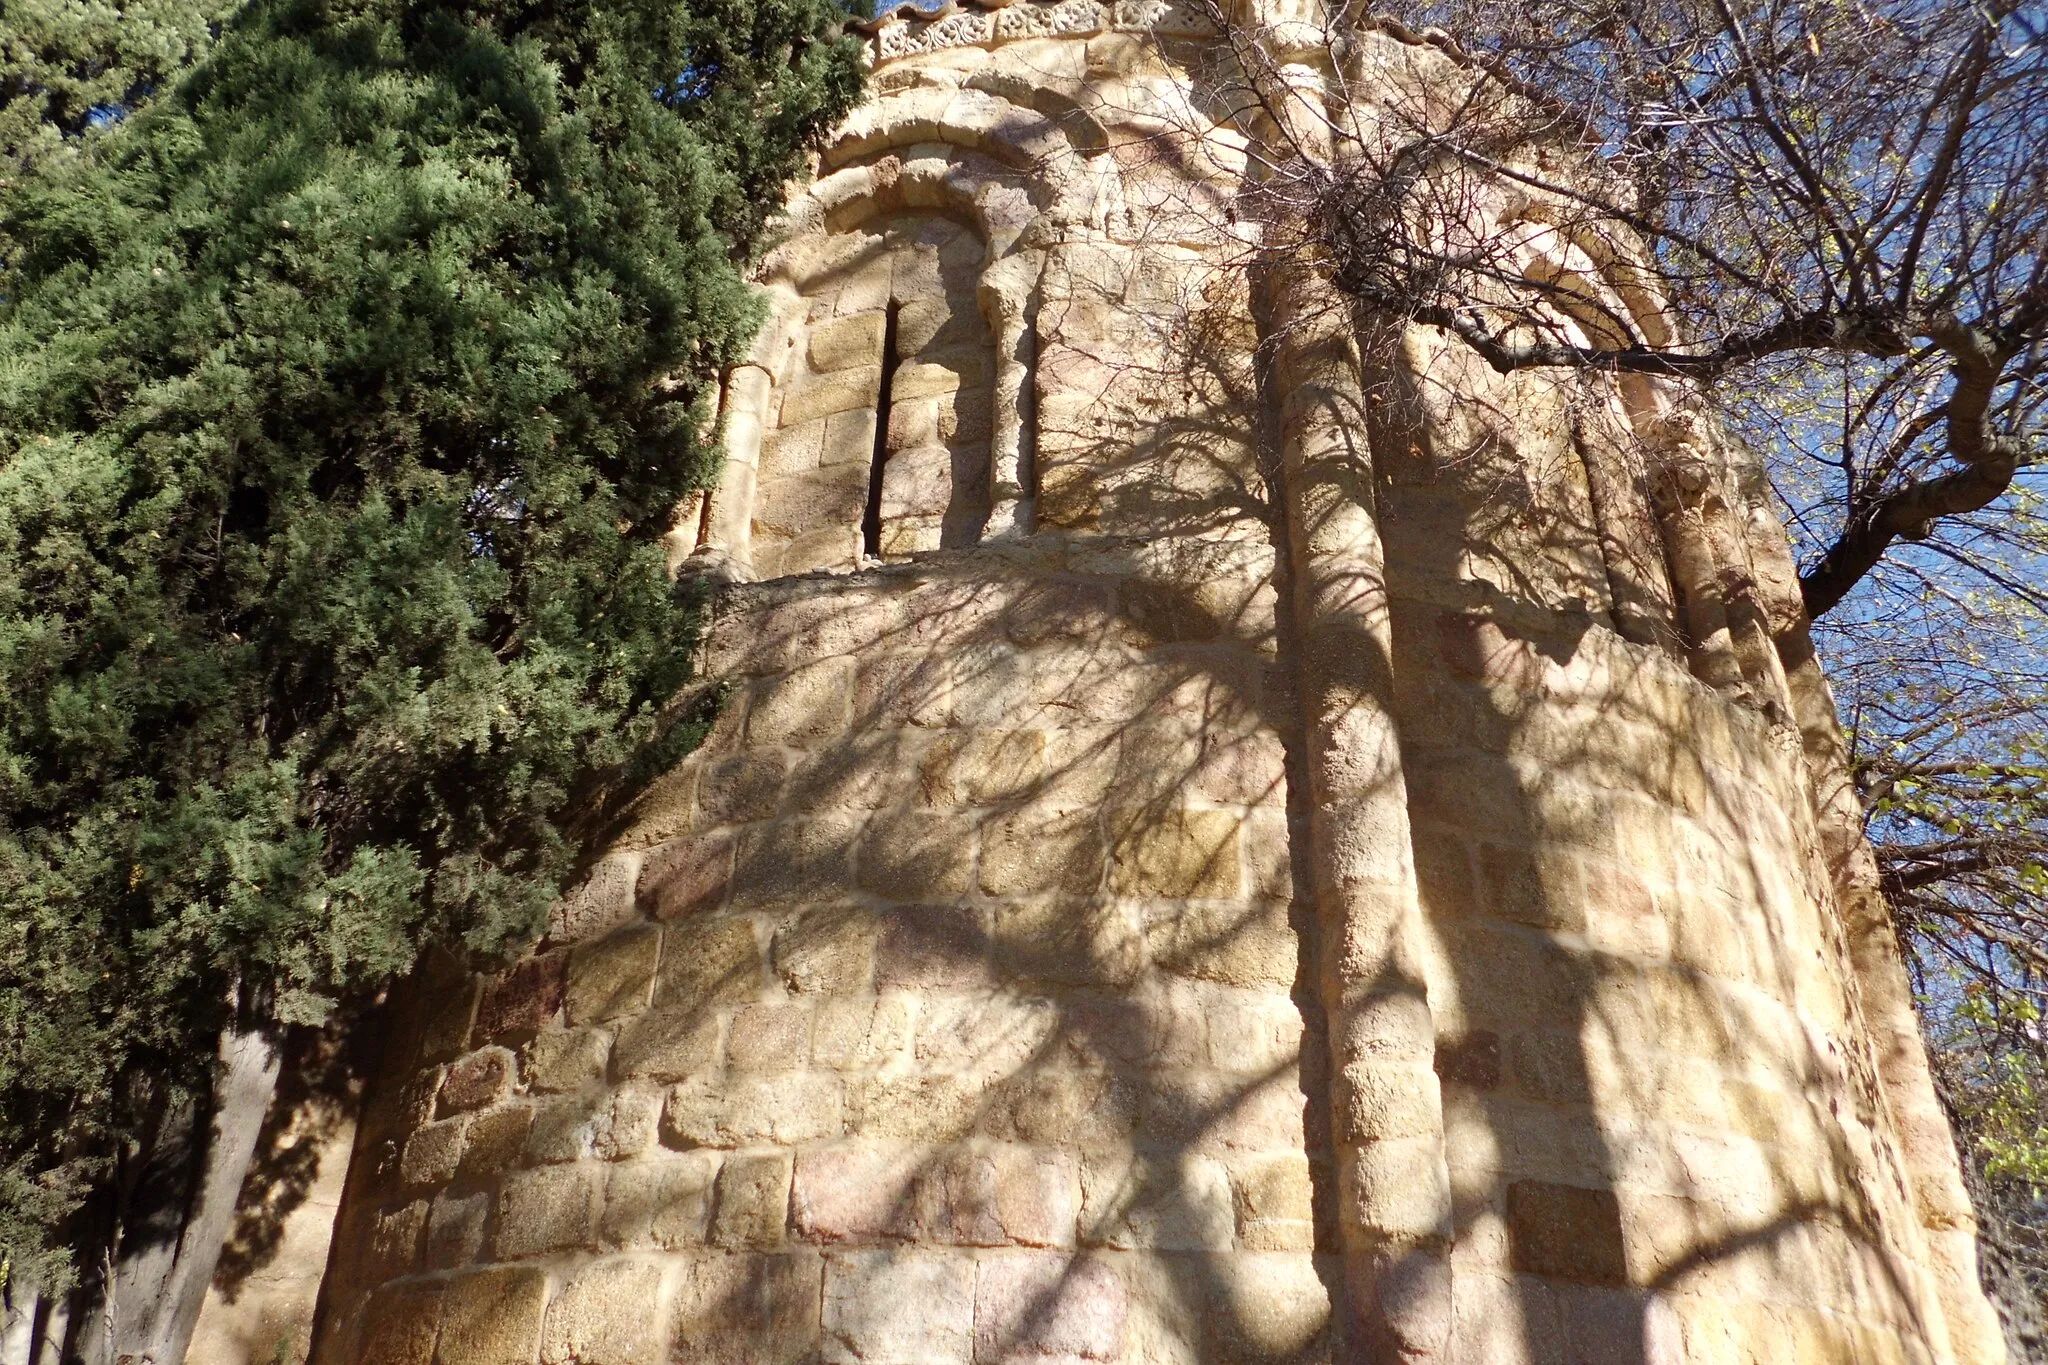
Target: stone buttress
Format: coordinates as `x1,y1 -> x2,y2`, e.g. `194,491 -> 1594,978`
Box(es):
295,5 -> 2007,1363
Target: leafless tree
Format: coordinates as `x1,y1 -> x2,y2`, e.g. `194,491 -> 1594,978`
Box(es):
1189,0 -> 2043,619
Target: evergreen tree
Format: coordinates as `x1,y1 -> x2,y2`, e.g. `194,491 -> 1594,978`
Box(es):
0,0 -> 860,1325
0,0 -> 232,177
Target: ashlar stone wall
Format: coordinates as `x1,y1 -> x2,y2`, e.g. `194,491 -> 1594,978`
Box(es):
302,5 -> 2007,1363
314,542 -> 1316,1365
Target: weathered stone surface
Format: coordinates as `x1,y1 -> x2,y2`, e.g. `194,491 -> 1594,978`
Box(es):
749,659 -> 856,748
670,1252 -> 823,1365
1207,1253 -> 1332,1361
811,994 -> 917,1071
1107,808 -> 1243,898
1433,1030 -> 1503,1091
860,809 -> 978,898
822,1249 -> 976,1364
711,1151 -> 794,1249
1205,992 -> 1304,1074
1145,901 -> 1295,987
790,1140 -> 1080,1250
475,954 -> 566,1042
763,418 -> 827,479
940,1144 -> 1082,1247
612,1006 -> 720,1082
601,1152 -> 720,1248
894,354 -> 986,401
437,1266 -> 548,1365
357,1280 -> 441,1365
568,924 -> 661,1024
880,443 -> 955,522
980,807 -> 1104,896
916,994 -> 1059,1078
975,1253 -> 1128,1362
1080,1152 -> 1235,1251
401,1118 -> 467,1189
727,1002 -> 812,1070
697,752 -> 789,824
653,917 -> 761,1007
856,652 -> 954,728
759,467 -> 870,542
540,1257 -> 671,1365
990,897 -> 1141,987
1141,1069 -> 1303,1151
780,367 -> 882,425
427,1190 -> 491,1270
791,1141 -> 925,1243
550,854 -> 643,945
638,831 -> 733,920
732,817 -> 859,907
1230,1152 -> 1316,1251
525,1027 -> 611,1093
824,408 -> 879,467
773,908 -> 879,994
416,976 -> 482,1066
662,1072 -> 844,1148
1507,1181 -> 1631,1287
438,1047 -> 515,1116
496,1164 -> 604,1259
844,1073 -> 988,1142
366,1201 -> 428,1282
596,1085 -> 666,1160
810,312 -> 888,372
875,903 -> 991,989
1478,842 -> 1589,933
455,1104 -> 534,1183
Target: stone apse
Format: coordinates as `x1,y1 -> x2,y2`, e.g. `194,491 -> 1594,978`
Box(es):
300,3 -> 2007,1362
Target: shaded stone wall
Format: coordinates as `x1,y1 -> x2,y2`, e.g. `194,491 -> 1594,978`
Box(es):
187,1117 -> 355,1365
301,5 -> 2004,1363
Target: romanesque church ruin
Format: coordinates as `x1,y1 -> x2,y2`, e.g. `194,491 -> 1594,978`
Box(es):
239,2 -> 2011,1359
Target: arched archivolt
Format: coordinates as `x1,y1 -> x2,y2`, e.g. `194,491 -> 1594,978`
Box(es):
686,91 -> 1079,581
1494,207 -> 1805,704
802,88 -> 1110,250
824,84 -> 1108,175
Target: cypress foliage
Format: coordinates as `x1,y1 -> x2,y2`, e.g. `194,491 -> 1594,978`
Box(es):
0,0 -> 233,176
0,0 -> 860,1286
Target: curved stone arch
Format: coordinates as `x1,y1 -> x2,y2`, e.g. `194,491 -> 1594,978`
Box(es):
1502,218 -> 1799,698
957,68 -> 1111,156
773,152 -> 1038,269
811,87 -> 1104,238
827,78 -> 1111,161
1503,200 -> 1677,350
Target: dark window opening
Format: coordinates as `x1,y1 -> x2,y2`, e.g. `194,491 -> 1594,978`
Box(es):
861,301 -> 901,560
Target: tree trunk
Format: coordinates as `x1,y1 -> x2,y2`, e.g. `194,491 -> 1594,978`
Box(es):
148,1022 -> 280,1365
72,1019 -> 281,1365
2,1279 -> 43,1365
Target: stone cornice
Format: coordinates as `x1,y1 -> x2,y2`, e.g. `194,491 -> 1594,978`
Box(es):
849,0 -> 1563,120
851,0 -> 1215,64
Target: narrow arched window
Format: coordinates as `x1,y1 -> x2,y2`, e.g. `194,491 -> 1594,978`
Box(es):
751,214 -> 994,577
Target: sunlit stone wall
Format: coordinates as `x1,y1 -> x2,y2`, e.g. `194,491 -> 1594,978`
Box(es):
297,5 -> 2005,1363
